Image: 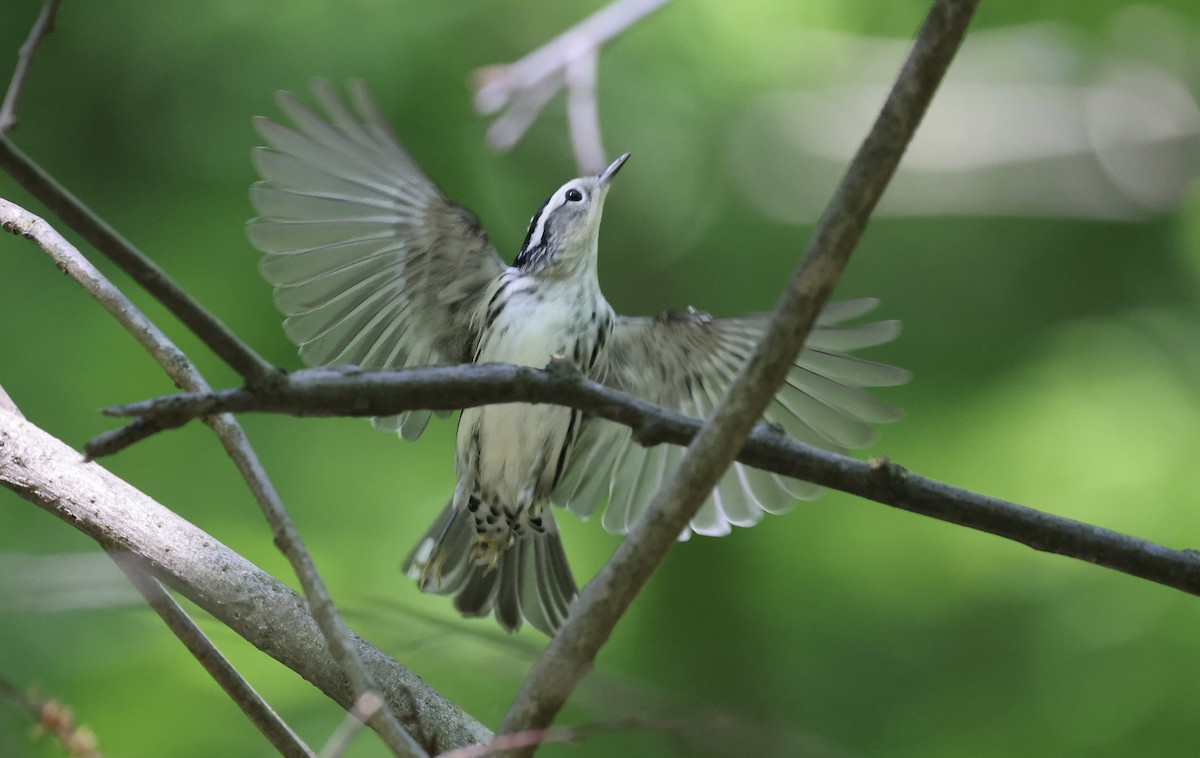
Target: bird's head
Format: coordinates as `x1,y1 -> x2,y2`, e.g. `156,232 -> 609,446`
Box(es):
514,152 -> 630,273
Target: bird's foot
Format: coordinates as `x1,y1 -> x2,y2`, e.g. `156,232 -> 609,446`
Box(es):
471,534 -> 505,573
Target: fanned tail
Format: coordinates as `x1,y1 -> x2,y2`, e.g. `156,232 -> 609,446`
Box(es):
401,501 -> 578,635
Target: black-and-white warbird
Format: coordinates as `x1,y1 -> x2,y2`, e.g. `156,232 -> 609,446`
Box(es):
248,79 -> 909,635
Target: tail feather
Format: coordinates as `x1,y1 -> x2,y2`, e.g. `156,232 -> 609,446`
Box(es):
402,501 -> 578,635
495,557 -> 521,631
529,533 -> 574,628
402,500 -> 474,595
455,565 -> 501,622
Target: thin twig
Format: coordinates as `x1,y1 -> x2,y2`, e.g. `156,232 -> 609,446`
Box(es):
0,0 -> 63,134
87,363 -> 1200,598
438,716 -> 683,758
472,0 -> 669,169
0,409 -> 492,752
0,674 -> 105,758
565,51 -> 605,173
319,692 -> 383,758
498,0 -> 982,744
0,197 -> 425,757
484,73 -> 562,151
111,554 -> 317,758
0,137 -> 277,386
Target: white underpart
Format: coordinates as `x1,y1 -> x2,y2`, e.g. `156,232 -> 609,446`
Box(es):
459,272 -> 604,508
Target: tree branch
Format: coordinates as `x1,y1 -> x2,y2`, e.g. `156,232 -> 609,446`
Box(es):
499,0 -> 982,741
91,366 -> 1200,597
0,0 -> 62,134
564,51 -> 605,173
0,409 -> 491,752
472,0 -> 669,170
0,197 -> 423,756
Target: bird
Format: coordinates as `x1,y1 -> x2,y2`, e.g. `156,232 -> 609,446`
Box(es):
247,78 -> 910,636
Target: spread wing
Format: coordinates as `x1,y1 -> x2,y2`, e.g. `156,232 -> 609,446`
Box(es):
553,299 -> 910,537
247,78 -> 505,440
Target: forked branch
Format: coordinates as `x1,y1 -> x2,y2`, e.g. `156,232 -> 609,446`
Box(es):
473,0 -> 670,171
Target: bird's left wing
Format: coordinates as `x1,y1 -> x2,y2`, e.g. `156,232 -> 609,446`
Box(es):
554,299 -> 909,536
247,79 -> 506,440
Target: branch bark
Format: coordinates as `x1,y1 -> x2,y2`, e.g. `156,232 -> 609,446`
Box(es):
0,408 -> 491,752
90,363 -> 1200,596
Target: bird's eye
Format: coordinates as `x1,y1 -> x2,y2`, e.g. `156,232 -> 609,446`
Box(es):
565,189 -> 584,202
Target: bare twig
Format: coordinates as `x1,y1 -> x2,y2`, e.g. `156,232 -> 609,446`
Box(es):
0,674 -> 104,758
437,717 -> 682,758
499,0 -> 982,743
473,0 -> 669,169
0,0 -> 63,134
0,137 -> 276,386
0,197 -> 424,756
319,692 -> 383,758
565,51 -> 605,173
111,555 -> 317,758
483,73 -> 562,152
0,198 -> 201,389
0,409 -> 492,752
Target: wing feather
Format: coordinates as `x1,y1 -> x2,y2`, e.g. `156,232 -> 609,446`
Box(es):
556,299 -> 908,536
248,79 -> 505,440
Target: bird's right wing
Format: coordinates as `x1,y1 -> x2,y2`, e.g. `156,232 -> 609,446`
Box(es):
247,78 -> 506,440
554,299 -> 910,537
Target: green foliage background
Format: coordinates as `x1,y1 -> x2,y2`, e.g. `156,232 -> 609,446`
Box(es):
2,1 -> 1200,756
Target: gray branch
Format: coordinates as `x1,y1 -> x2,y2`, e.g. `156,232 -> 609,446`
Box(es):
0,0 -> 62,134
93,365 -> 1200,597
0,409 -> 491,751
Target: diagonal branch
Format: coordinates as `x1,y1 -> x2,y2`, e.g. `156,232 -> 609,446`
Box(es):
0,0 -> 63,134
500,0 -> 982,741
0,197 -> 424,756
0,408 -> 491,752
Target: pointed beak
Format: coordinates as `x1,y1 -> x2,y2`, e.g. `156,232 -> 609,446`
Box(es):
597,152 -> 631,187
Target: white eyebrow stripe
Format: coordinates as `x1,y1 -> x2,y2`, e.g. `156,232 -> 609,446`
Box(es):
524,190 -> 566,252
